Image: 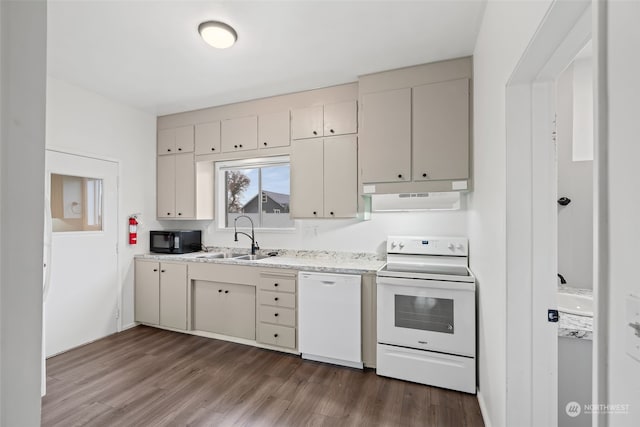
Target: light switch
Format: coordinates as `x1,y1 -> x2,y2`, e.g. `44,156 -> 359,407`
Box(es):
626,294 -> 640,362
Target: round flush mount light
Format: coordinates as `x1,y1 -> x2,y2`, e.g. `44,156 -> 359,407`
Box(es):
198,21 -> 237,49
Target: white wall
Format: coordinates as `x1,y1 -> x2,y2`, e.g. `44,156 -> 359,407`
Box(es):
557,62 -> 593,290
0,1 -> 47,424
165,207 -> 468,256
470,1 -> 552,426
607,1 -> 640,424
46,77 -> 159,329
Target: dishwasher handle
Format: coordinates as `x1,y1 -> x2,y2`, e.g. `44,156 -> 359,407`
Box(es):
321,281 -> 336,286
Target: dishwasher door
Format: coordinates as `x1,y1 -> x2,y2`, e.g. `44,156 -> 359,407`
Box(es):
298,271 -> 362,369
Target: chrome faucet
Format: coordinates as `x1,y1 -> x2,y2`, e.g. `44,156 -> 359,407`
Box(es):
233,215 -> 259,255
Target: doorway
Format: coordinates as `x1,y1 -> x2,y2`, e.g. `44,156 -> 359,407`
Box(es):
44,149 -> 119,357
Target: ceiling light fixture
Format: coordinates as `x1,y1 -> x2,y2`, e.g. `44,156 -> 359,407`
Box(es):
198,21 -> 237,49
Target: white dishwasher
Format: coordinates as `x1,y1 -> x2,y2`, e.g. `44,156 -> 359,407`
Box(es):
298,271 -> 363,369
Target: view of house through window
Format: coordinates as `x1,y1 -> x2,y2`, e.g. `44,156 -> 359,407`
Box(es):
222,158 -> 293,228
50,173 -> 103,232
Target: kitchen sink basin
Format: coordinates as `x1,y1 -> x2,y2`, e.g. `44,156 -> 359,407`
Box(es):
234,254 -> 270,261
196,252 -> 236,259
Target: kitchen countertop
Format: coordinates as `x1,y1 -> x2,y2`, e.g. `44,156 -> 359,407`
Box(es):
136,248 -> 386,275
558,286 -> 593,340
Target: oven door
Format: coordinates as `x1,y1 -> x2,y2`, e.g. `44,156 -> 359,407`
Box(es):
377,276 -> 475,357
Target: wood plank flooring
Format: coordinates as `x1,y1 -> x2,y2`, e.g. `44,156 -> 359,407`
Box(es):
42,326 -> 484,427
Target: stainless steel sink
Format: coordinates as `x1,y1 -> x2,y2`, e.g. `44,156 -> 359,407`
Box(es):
233,254 -> 270,261
196,252 -> 236,259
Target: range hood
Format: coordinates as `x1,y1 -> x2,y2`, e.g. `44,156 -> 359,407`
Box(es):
371,192 -> 461,211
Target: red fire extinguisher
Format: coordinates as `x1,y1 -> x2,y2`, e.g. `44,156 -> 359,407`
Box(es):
129,216 -> 138,245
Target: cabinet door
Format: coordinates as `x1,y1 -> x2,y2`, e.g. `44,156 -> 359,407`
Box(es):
157,129 -> 175,155
135,261 -> 160,325
360,88 -> 411,183
195,121 -> 221,155
174,153 -> 195,218
159,263 -> 187,330
412,79 -> 469,181
174,125 -> 194,153
291,105 -> 323,140
258,111 -> 290,149
157,155 -> 176,218
290,139 -> 324,218
324,100 -> 357,136
324,135 -> 357,218
223,283 -> 256,340
221,116 -> 258,152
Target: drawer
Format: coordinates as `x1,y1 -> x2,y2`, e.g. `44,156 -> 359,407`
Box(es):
258,323 -> 296,349
259,290 -> 296,308
259,305 -> 296,327
259,276 -> 296,293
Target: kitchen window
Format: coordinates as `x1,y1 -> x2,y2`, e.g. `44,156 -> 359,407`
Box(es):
216,156 -> 293,229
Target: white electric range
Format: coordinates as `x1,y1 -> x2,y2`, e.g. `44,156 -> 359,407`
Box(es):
376,236 -> 476,394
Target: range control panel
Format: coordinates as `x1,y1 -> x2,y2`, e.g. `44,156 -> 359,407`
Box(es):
386,236 -> 468,256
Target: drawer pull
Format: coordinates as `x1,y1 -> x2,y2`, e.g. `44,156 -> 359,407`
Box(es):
274,283 -> 278,287
274,297 -> 279,301
274,333 -> 278,338
274,313 -> 279,317
153,269 -> 158,272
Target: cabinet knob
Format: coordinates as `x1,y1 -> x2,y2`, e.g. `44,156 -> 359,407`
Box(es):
274,283 -> 278,287
153,269 -> 158,272
160,270 -> 165,273
263,142 -> 268,146
330,129 -> 335,134
312,130 -> 317,135
167,149 -> 171,152
274,333 -> 278,338
422,173 -> 427,178
178,212 -> 182,216
218,289 -> 222,293
167,212 -> 171,216
330,211 -> 334,216
239,144 -> 243,148
274,313 -> 279,317
225,290 -> 229,294
274,297 -> 279,301
178,148 -> 182,151
398,174 -> 403,179
234,144 -> 238,148
312,211 -> 317,215
211,147 -> 215,151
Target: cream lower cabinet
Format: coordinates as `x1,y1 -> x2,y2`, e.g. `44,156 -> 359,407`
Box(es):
257,270 -> 297,349
135,260 -> 188,330
192,281 -> 256,340
290,135 -> 357,218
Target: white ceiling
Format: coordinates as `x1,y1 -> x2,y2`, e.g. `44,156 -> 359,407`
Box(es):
48,1 -> 486,116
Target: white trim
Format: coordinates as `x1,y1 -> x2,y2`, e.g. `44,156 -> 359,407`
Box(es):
477,389 -> 493,427
504,1 -> 594,426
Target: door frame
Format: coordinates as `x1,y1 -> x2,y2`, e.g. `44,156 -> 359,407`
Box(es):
45,147 -> 122,332
504,1 -> 606,426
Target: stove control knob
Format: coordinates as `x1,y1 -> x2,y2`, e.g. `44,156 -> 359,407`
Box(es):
398,242 -> 405,249
448,243 -> 455,251
456,244 -> 465,251
390,241 -> 397,249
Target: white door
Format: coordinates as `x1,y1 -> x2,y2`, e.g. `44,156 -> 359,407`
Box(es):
44,150 -> 119,357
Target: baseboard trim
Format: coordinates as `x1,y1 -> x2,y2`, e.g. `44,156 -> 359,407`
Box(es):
476,389 -> 492,427
121,322 -> 137,331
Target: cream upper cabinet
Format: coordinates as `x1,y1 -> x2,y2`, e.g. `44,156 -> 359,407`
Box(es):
174,152 -> 195,218
323,136 -> 357,217
157,153 -> 195,218
291,105 -> 323,140
323,100 -> 357,136
221,115 -> 258,153
291,136 -> 357,219
195,121 -> 221,155
290,139 -> 324,218
157,155 -> 177,218
412,79 -> 469,181
360,88 -> 411,183
158,125 -> 194,155
258,111 -> 290,149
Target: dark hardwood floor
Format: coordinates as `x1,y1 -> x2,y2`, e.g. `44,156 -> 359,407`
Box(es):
42,326 -> 484,427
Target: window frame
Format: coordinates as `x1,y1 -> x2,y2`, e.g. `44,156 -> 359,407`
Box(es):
215,156 -> 295,231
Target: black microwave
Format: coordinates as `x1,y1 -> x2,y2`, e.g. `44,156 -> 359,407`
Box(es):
150,230 -> 202,254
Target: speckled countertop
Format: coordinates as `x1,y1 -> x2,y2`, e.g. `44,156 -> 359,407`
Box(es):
136,248 -> 386,275
558,285 -> 593,340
